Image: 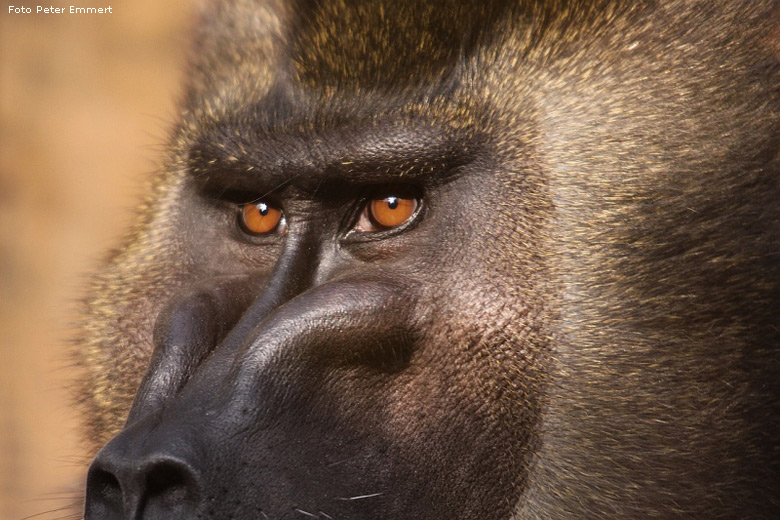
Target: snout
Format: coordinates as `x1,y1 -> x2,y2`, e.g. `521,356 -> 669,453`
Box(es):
84,278 -> 418,519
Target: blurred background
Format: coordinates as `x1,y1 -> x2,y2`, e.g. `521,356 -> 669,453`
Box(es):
1,2 -> 196,518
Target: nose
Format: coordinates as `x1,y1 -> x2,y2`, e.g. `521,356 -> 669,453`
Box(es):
82,235 -> 326,519
85,434 -> 204,519
83,276 -> 417,518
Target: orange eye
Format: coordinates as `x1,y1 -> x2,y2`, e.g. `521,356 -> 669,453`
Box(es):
370,196 -> 417,228
240,202 -> 282,235
356,195 -> 419,232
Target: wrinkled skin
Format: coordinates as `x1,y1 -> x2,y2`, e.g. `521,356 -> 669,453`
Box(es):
78,1 -> 780,519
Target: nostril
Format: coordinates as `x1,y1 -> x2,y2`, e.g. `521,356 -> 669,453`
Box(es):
141,458 -> 202,516
84,467 -> 123,519
145,459 -> 199,506
85,452 -> 203,519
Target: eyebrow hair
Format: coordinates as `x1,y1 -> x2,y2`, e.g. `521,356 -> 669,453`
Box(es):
186,117 -> 483,196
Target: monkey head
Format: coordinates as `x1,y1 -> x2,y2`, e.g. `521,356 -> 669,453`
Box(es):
78,1 -> 780,519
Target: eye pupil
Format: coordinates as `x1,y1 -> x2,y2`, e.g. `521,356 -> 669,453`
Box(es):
386,197 -> 399,210
257,202 -> 269,216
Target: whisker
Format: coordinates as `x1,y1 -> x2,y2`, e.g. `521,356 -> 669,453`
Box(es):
337,492 -> 384,501
20,503 -> 80,520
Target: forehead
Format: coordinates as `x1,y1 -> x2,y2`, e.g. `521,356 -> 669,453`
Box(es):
182,0 -> 546,118
178,0 -> 526,178
290,0 -> 514,90
177,0 -> 616,167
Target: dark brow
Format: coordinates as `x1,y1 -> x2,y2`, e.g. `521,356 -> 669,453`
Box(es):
187,118 -> 482,197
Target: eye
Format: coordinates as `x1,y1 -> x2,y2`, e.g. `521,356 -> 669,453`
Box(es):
355,195 -> 419,232
239,201 -> 283,235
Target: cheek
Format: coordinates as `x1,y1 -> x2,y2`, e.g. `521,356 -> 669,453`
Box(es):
376,175 -> 551,475
378,276 -> 550,479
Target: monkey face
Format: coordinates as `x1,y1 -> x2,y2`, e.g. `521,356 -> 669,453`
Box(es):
79,1 -> 780,519
85,115 -> 548,518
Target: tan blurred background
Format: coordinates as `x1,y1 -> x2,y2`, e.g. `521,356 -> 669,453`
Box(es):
1,2 -> 197,518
